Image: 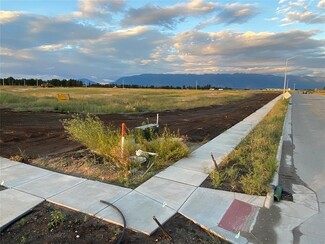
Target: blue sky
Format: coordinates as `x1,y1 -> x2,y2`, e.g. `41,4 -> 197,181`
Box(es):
1,0 -> 324,82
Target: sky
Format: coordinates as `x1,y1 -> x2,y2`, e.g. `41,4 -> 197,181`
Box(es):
0,0 -> 324,83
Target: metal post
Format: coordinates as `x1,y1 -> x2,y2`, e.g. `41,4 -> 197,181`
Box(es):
282,56 -> 296,99
283,59 -> 288,100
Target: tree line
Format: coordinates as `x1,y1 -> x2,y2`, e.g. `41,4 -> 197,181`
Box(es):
1,77 -> 83,87
1,77 -> 233,90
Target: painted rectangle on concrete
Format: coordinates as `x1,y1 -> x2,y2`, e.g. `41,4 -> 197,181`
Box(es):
218,199 -> 259,233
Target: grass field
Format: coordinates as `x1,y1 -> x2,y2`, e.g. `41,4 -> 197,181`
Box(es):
1,86 -> 270,113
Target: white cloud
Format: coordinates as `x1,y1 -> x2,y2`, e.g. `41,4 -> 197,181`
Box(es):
74,0 -> 125,18
121,0 -> 218,28
284,10 -> 325,24
0,11 -> 102,50
216,3 -> 258,24
171,29 -> 324,76
318,0 -> 325,8
0,11 -> 24,23
277,0 -> 325,24
122,1 -> 258,28
0,2 -> 324,81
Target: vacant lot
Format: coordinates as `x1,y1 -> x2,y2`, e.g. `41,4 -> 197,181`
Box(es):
0,86 -> 260,113
0,88 -> 278,158
0,88 -> 278,243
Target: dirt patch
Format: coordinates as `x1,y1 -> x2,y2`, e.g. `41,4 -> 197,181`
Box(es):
0,201 -> 227,244
0,93 -> 278,158
0,92 -> 278,242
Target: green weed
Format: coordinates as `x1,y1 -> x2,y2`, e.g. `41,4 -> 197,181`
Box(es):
62,114 -> 190,187
211,170 -> 226,188
48,210 -> 66,229
209,99 -> 288,195
18,218 -> 27,227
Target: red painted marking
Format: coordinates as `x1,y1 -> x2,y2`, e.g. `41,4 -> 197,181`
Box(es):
121,123 -> 126,136
218,199 -> 255,232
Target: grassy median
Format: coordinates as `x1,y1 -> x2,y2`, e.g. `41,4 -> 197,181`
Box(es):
210,99 -> 288,195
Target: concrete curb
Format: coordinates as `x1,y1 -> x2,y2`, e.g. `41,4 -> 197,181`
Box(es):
264,98 -> 291,208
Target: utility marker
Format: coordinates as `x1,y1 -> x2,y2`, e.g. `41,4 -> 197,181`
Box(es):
121,123 -> 126,157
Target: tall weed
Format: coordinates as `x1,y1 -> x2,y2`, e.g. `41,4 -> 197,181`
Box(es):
63,114 -> 189,186
62,114 -> 125,168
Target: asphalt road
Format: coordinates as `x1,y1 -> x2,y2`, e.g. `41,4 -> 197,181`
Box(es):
291,93 -> 325,242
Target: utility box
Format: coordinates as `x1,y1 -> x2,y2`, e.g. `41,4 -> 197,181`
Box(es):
135,124 -> 159,141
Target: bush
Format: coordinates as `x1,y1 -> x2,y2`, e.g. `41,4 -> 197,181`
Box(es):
142,128 -> 189,168
62,114 -> 190,186
62,114 -> 126,169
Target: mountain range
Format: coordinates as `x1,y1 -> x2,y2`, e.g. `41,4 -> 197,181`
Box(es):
114,73 -> 323,90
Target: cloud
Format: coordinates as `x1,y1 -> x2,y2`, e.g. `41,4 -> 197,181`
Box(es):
74,0 -> 126,18
284,10 -> 325,24
0,11 -> 102,50
0,3 -> 324,81
277,0 -> 325,24
0,11 -> 25,23
0,11 -> 172,80
318,0 -> 325,8
121,0 -> 218,28
216,3 -> 258,24
195,2 -> 258,29
171,29 -> 324,76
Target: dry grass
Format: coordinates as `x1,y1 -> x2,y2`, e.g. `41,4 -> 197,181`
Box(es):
57,114 -> 190,188
1,86 -> 271,113
210,99 -> 288,195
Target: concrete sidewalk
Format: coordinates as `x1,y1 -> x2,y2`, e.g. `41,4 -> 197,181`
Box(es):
1,95 -> 282,243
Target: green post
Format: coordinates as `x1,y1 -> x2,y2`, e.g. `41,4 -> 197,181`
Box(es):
274,185 -> 283,202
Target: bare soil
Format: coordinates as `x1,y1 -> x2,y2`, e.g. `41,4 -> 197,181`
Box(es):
0,93 -> 278,158
0,92 -> 278,243
0,201 -> 226,244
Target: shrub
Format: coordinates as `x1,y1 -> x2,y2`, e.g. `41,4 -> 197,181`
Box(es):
142,128 -> 189,168
62,114 -> 126,168
62,114 -> 189,186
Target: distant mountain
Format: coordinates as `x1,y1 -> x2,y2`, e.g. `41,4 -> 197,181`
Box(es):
115,73 -> 323,90
78,78 -> 98,86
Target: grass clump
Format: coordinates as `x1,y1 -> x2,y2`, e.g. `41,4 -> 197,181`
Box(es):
62,114 -> 190,187
210,99 -> 288,195
62,114 -> 124,168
